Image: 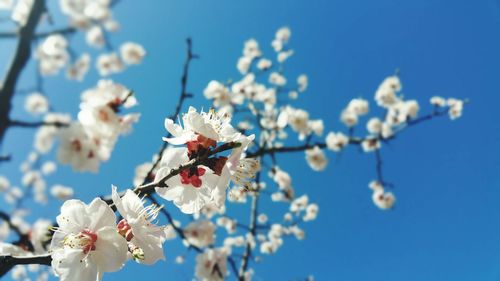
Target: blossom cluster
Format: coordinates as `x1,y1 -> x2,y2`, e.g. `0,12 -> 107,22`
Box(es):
29,80 -> 140,172
0,20 -> 466,281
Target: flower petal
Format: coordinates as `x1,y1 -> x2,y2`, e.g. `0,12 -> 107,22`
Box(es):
92,226 -> 128,273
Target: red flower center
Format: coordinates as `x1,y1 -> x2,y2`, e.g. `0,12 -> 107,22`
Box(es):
186,135 -> 217,158
80,229 -> 98,254
180,167 -> 206,188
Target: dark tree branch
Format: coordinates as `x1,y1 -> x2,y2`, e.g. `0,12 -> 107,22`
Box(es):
0,32 -> 17,38
0,254 -> 51,277
9,119 -> 69,128
35,27 -> 77,38
0,154 -> 11,162
0,0 -> 47,145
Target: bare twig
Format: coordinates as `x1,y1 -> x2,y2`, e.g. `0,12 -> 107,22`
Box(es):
140,38 -> 198,187
238,172 -> 260,280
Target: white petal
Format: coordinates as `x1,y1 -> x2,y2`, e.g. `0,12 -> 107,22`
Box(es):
92,226 -> 128,273
87,198 -> 117,231
131,234 -> 165,265
56,200 -> 90,233
52,248 -> 98,281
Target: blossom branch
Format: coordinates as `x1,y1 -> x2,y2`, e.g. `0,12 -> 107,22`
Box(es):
247,109 -> 451,158
134,142 -> 241,197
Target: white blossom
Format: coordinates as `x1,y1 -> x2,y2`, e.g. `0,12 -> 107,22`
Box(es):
31,219 -> 52,253
325,132 -> 349,152
11,0 -> 32,25
67,53 -> 91,81
154,147 -> 220,214
41,161 -> 57,175
277,50 -> 294,63
195,248 -> 228,281
305,146 -> 327,171
86,26 -> 105,48
447,98 -> 464,120
361,138 -> 381,152
375,75 -> 402,108
120,42 -> 146,65
340,109 -> 358,127
430,96 -> 446,107
372,189 -> 396,210
303,204 -> 319,221
60,0 -> 112,24
237,56 -> 252,74
297,74 -> 308,92
183,220 -> 215,248
50,185 -> 74,200
112,186 -> 168,264
0,0 -> 12,10
257,58 -> 272,70
366,117 -> 382,134
347,98 -> 369,116
96,53 -> 124,76
0,175 -> 10,192
36,35 -> 69,76
243,39 -> 261,59
50,198 -> 128,281
25,93 -> 49,115
272,27 -> 291,52
35,113 -> 71,154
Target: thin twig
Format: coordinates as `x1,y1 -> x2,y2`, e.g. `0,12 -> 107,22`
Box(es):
238,173 -> 260,280
140,38 -> 198,187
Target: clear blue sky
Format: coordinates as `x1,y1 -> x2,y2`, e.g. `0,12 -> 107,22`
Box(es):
1,0 -> 500,280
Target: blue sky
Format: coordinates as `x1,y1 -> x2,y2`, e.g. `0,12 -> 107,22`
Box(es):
1,0 -> 500,280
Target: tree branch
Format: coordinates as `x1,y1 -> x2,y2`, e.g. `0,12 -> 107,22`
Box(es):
247,110 -> 451,158
9,119 -> 69,128
34,27 -> 76,39
0,254 -> 51,277
0,0 -> 47,145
